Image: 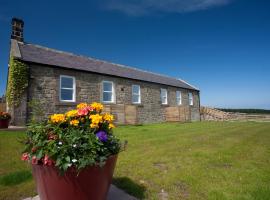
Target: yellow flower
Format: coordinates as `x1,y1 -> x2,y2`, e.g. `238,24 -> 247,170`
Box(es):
90,123 -> 99,128
90,114 -> 103,124
89,114 -> 103,128
66,110 -> 78,118
109,123 -> 115,129
70,119 -> 79,126
50,114 -> 66,123
103,113 -> 114,122
77,103 -> 88,109
90,102 -> 103,112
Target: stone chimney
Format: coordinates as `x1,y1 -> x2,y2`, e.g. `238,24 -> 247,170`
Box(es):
11,18 -> 24,42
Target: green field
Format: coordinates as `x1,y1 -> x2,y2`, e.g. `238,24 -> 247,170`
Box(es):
1,122 -> 270,200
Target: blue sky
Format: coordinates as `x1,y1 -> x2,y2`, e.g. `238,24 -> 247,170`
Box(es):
1,0 -> 270,109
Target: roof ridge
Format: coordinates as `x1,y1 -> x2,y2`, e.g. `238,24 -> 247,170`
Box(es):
25,43 -> 190,84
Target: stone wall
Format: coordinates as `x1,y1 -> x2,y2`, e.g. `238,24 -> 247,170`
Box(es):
7,91 -> 28,126
21,64 -> 200,125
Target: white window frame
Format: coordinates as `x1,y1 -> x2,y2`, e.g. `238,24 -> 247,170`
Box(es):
189,92 -> 193,106
160,88 -> 168,105
132,85 -> 141,104
102,81 -> 115,103
176,91 -> 182,105
59,75 -> 76,102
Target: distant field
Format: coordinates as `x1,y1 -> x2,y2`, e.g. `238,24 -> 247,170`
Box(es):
217,108 -> 270,114
1,122 -> 270,200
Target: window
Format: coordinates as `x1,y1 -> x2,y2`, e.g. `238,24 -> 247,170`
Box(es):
132,85 -> 141,104
60,75 -> 76,102
176,91 -> 182,105
160,88 -> 168,105
189,92 -> 193,106
102,81 -> 115,103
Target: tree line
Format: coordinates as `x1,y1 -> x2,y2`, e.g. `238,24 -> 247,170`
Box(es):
216,108 -> 270,114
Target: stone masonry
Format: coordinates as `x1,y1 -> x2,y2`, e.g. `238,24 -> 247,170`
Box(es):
14,64 -> 201,125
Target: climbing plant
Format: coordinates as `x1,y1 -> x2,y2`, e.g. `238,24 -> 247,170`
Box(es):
6,56 -> 28,106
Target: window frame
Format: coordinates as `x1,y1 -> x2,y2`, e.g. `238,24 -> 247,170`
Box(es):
160,88 -> 168,105
102,80 -> 115,103
59,75 -> 76,102
132,84 -> 141,104
188,92 -> 194,106
176,90 -> 182,105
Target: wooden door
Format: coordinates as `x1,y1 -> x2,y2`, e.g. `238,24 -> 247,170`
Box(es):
165,106 -> 180,122
125,105 -> 137,124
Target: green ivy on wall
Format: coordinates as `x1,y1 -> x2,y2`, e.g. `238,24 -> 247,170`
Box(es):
6,57 -> 29,106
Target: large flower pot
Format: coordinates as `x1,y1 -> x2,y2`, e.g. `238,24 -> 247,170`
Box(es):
32,155 -> 118,200
0,119 -> 10,129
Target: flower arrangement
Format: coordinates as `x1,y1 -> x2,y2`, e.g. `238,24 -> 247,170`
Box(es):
0,112 -> 11,120
21,102 -> 121,173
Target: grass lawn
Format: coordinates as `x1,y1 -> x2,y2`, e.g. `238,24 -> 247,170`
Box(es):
1,122 -> 270,200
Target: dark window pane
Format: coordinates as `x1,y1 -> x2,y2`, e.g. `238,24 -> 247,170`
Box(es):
176,91 -> 181,98
103,82 -> 112,92
103,92 -> 112,102
61,89 -> 73,100
61,77 -> 73,88
132,95 -> 139,103
132,85 -> 140,94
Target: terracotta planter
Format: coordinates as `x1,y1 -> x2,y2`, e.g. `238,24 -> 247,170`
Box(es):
0,119 -> 10,129
32,155 -> 118,200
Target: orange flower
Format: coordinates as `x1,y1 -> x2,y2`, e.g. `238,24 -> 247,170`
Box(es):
90,123 -> 99,129
109,123 -> 115,129
103,113 -> 114,122
70,119 -> 79,126
50,114 -> 66,123
66,110 -> 78,118
90,114 -> 103,124
77,103 -> 88,109
90,102 -> 103,112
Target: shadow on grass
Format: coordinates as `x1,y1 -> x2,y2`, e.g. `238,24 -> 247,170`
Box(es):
0,170 -> 32,186
113,177 -> 146,199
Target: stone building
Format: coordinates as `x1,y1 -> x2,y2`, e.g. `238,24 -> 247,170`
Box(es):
7,18 -> 200,125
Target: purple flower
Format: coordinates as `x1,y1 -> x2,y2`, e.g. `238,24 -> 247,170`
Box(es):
96,131 -> 108,142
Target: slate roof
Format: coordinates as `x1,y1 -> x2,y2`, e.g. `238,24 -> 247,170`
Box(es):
15,41 -> 199,91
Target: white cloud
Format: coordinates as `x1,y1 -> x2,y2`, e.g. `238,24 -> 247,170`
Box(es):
103,0 -> 232,16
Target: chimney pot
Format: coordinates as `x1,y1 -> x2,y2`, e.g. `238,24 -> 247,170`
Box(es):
11,18 -> 24,42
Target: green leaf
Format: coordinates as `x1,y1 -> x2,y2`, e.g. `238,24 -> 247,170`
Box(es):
6,57 -> 28,106
63,163 -> 70,171
36,150 -> 43,159
65,156 -> 70,163
56,158 -> 62,166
